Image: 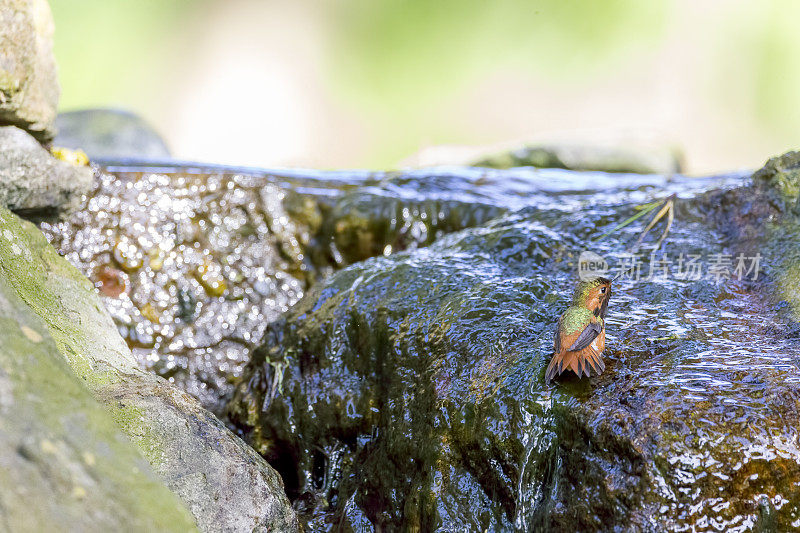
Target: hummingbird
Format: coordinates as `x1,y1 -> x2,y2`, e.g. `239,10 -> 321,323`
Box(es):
545,276 -> 612,381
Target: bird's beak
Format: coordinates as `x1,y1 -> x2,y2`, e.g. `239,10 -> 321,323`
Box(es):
611,266 -> 633,282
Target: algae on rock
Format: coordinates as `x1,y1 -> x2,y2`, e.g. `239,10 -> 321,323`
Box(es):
229,188 -> 800,530
41,167 -> 536,411
697,151 -> 800,321
751,150 -> 800,207
473,143 -> 684,175
0,239 -> 197,531
0,206 -> 300,532
0,0 -> 59,142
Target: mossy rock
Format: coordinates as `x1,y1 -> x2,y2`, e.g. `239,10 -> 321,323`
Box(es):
693,151 -> 800,321
39,168 -> 533,411
0,206 -> 299,532
0,238 -> 196,531
751,151 -> 800,210
0,0 -> 59,141
473,143 -> 683,175
229,194 -> 800,530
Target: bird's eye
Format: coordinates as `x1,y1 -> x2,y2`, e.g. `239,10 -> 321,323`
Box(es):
600,287 -> 606,293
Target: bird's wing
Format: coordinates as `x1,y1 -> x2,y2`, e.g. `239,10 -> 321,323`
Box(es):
567,321 -> 603,351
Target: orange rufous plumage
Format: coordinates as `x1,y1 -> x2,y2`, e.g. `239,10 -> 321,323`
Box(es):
546,277 -> 612,381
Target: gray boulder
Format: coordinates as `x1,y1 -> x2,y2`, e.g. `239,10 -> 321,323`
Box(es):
0,0 -> 59,142
0,125 -> 93,217
55,109 -> 171,160
0,207 -> 299,532
0,219 -> 197,531
101,380 -> 301,532
473,143 -> 684,174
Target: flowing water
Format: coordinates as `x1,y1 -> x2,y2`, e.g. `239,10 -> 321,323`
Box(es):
41,162 -> 800,531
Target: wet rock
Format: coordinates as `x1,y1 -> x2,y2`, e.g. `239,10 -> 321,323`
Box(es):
0,125 -> 93,218
321,170 -> 511,264
0,221 -> 197,530
0,207 -> 299,532
100,379 -> 300,532
691,152 -> 800,321
749,150 -> 800,216
473,143 -> 684,175
55,109 -> 171,160
39,165 -> 741,416
41,170 -> 326,411
43,164 -> 722,413
0,0 -> 59,142
229,187 -> 800,530
691,151 -> 800,244
42,166 -> 583,411
747,152 -> 800,323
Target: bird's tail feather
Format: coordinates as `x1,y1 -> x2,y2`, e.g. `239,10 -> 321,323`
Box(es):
546,349 -> 605,381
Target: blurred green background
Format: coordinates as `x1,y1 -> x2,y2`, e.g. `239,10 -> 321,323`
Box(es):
50,0 -> 800,173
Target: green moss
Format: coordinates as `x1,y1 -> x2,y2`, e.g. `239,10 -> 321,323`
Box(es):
768,224 -> 800,321
777,262 -> 800,319
0,287 -> 197,531
0,207 -> 121,389
752,151 -> 800,203
107,400 -> 165,468
0,208 -> 194,518
229,194 -> 800,530
475,147 -> 564,170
